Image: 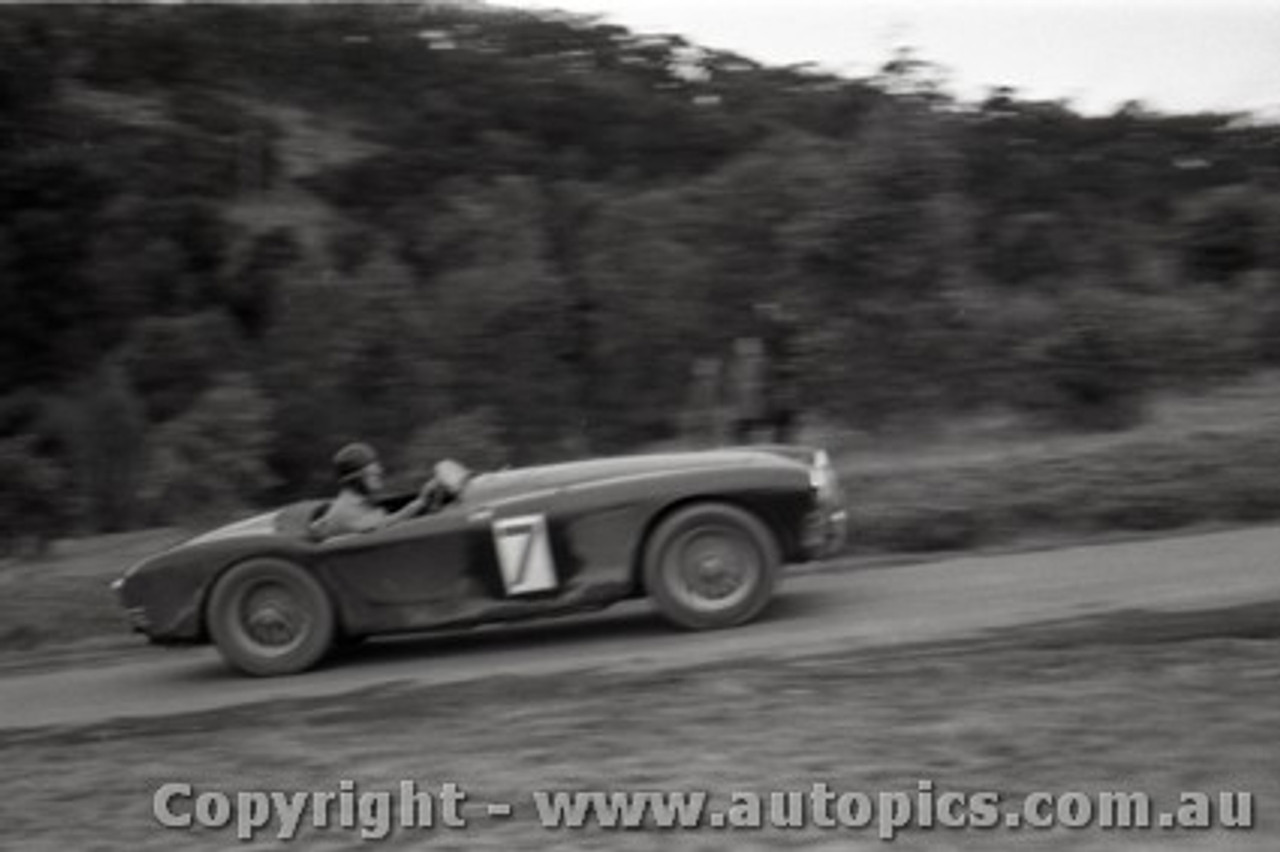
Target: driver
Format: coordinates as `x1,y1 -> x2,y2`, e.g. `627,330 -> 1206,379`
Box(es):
309,442 -> 439,540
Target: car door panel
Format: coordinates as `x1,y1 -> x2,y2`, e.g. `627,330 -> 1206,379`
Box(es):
317,511 -> 479,607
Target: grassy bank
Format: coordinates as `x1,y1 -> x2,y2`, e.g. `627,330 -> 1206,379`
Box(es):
837,373 -> 1280,553
0,529 -> 185,655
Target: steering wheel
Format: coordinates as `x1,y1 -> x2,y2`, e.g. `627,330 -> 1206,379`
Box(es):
434,459 -> 472,497
419,459 -> 473,513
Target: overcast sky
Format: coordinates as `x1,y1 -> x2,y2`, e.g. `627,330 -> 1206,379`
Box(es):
513,0 -> 1280,117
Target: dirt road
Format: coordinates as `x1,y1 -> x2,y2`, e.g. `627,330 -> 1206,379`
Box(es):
3,524 -> 1279,732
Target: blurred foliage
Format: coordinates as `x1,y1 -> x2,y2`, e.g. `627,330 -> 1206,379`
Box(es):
58,364 -> 148,533
115,311 -> 246,422
1,4 -> 1279,541
0,435 -> 68,555
1011,291 -> 1150,431
403,409 -> 511,482
139,373 -> 277,524
1177,185 -> 1280,285
847,408 -> 1280,554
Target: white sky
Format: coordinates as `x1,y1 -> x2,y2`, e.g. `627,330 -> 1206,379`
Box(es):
512,0 -> 1280,116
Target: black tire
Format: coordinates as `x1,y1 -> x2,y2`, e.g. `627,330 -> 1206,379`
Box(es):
643,502 -> 780,630
206,558 -> 336,676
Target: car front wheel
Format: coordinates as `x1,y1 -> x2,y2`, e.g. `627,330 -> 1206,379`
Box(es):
206,558 -> 336,676
643,502 -> 780,630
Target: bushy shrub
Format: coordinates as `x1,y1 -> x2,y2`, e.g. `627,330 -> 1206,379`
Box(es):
140,373 -> 277,523
0,436 -> 69,555
1178,185 -> 1277,285
55,365 -> 148,532
1013,293 -> 1148,431
114,311 -> 245,422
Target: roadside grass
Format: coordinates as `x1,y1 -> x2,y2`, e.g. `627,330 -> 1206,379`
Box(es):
4,627 -> 1278,851
0,529 -> 186,655
836,373 -> 1280,553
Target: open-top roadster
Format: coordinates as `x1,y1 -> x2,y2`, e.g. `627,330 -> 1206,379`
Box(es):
114,446 -> 847,675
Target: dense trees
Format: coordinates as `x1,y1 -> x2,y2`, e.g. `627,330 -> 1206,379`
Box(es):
1,4 -> 1278,547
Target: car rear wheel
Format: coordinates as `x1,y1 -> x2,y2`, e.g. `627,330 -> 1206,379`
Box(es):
206,558 -> 336,676
643,503 -> 780,630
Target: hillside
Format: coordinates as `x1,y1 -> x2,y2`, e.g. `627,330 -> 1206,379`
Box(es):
1,3 -> 1279,543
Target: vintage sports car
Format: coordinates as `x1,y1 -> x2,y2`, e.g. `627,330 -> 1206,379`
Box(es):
114,446 -> 847,676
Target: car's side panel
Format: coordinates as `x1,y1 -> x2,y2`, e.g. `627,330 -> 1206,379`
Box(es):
545,464 -> 816,569
323,493 -> 643,636
315,508 -> 495,635
316,511 -> 475,606
346,464 -> 818,634
559,503 -> 648,590
319,472 -> 813,638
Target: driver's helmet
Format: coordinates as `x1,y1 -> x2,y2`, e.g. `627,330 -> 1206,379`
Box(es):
333,442 -> 378,484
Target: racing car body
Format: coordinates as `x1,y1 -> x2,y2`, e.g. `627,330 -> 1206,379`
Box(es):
114,446 -> 847,675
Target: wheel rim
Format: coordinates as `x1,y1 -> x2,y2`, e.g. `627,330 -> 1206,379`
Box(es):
232,580 -> 312,657
663,524 -> 761,614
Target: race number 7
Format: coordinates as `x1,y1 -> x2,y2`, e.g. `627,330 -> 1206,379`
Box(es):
491,515 -> 558,595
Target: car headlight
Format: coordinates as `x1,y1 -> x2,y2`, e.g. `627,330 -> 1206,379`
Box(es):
808,449 -> 839,502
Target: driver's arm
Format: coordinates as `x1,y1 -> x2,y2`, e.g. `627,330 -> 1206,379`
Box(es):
384,477 -> 442,524
385,497 -> 426,524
